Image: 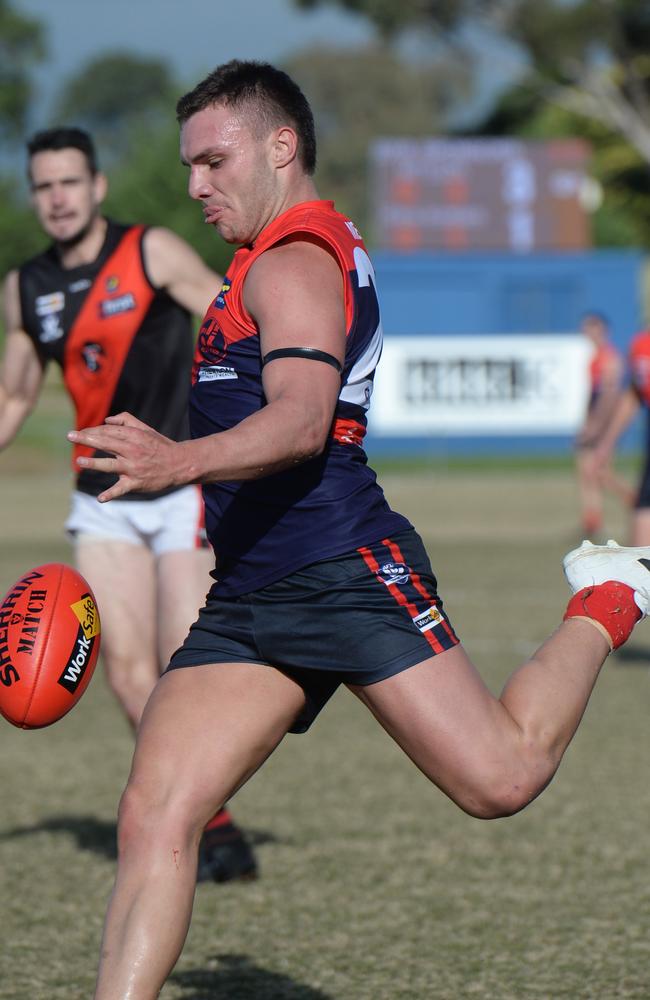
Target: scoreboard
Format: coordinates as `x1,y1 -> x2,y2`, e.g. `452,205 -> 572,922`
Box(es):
370,137 -> 592,252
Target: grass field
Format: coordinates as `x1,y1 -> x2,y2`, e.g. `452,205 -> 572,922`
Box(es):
2,393 -> 650,999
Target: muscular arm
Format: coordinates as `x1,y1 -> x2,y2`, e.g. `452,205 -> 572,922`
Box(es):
142,227 -> 223,317
0,270 -> 46,450
69,239 -> 347,500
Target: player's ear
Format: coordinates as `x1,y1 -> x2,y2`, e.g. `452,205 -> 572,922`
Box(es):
271,126 -> 298,169
93,171 -> 108,204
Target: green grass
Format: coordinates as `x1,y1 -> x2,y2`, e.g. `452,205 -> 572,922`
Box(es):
1,455 -> 650,998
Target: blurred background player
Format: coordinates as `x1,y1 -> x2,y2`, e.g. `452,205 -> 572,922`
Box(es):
592,324 -> 650,546
574,310 -> 632,537
0,126 -> 257,883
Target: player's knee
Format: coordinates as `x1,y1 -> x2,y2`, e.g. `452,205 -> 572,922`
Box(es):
116,782 -> 181,857
455,766 -> 548,820
103,653 -> 157,708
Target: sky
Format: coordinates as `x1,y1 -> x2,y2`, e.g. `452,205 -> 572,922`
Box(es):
17,0 -> 375,122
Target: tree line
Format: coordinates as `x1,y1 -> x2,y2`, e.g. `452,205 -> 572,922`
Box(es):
0,0 -> 648,283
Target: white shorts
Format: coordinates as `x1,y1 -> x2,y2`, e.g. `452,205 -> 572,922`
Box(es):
65,486 -> 209,558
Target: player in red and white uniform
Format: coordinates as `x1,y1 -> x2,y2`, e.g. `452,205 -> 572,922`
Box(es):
0,127 -> 256,882
574,311 -> 632,536
68,63 -> 650,998
592,327 -> 650,545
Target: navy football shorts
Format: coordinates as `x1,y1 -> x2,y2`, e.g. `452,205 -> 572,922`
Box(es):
167,528 -> 459,733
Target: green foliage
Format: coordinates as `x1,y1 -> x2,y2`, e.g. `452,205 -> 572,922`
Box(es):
476,81 -> 650,248
0,173 -> 47,278
295,0 -> 475,39
54,52 -> 178,163
0,0 -> 46,140
285,45 -> 469,234
104,122 -> 233,276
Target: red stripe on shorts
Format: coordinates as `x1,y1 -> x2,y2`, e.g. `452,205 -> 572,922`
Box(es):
383,537 -> 457,645
357,544 -> 444,653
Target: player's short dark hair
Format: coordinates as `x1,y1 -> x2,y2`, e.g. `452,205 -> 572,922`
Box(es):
176,59 -> 316,175
26,127 -> 99,178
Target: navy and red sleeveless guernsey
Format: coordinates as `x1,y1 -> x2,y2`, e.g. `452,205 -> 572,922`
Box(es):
190,200 -> 411,596
18,220 -> 193,499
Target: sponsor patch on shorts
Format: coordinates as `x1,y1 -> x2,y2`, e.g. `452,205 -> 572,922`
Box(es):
412,605 -> 444,633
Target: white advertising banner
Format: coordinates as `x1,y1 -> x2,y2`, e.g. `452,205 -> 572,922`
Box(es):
370,334 -> 591,435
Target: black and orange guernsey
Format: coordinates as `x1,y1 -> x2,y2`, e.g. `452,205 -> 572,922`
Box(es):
19,220 -> 193,500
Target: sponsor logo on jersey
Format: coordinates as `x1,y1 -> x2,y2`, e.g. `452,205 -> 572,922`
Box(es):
106,275 -> 120,292
197,365 -> 238,382
345,219 -> 363,241
68,278 -> 91,293
99,292 -> 136,317
35,291 -> 64,316
213,277 -> 231,309
82,342 -> 104,373
38,313 -> 64,343
412,605 -> 444,633
378,561 -> 410,586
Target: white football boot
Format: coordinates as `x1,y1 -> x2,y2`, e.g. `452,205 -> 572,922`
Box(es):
563,539 -> 650,616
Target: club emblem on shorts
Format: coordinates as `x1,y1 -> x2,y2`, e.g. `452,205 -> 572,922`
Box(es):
378,562 -> 410,586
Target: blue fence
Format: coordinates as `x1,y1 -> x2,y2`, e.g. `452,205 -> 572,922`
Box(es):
367,249 -> 647,456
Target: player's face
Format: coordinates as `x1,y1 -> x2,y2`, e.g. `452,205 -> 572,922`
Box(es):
29,148 -> 106,245
180,104 -> 277,246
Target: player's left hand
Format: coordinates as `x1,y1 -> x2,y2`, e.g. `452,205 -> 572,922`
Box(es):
67,412 -> 184,502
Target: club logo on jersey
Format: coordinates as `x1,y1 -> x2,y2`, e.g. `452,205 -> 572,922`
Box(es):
82,342 -> 105,373
35,291 -> 64,317
412,605 -> 444,634
213,277 -> 231,310
378,562 -> 410,586
197,318 -> 227,365
99,292 -> 136,317
106,275 -> 120,292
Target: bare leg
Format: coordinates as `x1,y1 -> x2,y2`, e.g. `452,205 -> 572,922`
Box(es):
576,448 -> 604,534
350,618 -> 609,819
94,663 -> 306,1000
76,539 -> 158,728
156,548 -> 213,665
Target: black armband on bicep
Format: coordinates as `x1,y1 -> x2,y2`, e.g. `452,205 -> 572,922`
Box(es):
262,347 -> 343,375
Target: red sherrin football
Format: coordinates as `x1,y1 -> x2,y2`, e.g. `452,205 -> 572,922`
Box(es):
0,563 -> 101,729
